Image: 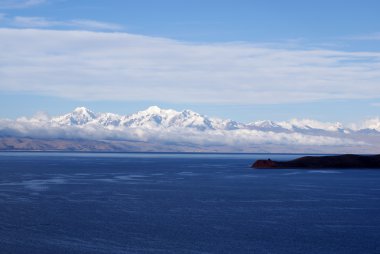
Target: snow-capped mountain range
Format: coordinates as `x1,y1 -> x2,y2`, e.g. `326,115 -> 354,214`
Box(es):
51,106 -> 242,131
47,106 -> 375,133
1,106 -> 380,153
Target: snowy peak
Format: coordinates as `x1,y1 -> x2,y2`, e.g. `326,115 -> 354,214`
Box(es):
248,120 -> 283,129
97,113 -> 123,127
5,106 -> 380,153
73,107 -> 96,119
122,106 -> 178,128
122,106 -> 215,130
46,106 -> 376,134
175,109 -> 214,130
52,106 -> 97,125
277,119 -> 345,132
144,105 -> 163,114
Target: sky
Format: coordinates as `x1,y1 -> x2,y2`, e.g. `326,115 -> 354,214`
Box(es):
0,0 -> 380,123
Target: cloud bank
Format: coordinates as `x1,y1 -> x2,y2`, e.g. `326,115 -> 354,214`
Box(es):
0,119 -> 353,147
0,107 -> 371,149
0,28 -> 380,104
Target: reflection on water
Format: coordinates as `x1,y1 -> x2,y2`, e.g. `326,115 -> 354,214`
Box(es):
0,152 -> 379,254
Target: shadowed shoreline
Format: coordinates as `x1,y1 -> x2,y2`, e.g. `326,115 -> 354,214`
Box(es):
252,154 -> 380,169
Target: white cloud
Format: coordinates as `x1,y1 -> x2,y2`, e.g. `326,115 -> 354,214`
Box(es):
69,19 -> 123,31
0,28 -> 380,104
356,117 -> 380,131
12,16 -> 59,27
2,106 -> 378,153
0,0 -> 45,9
347,32 -> 380,41
0,118 -> 356,147
278,119 -> 343,132
10,16 -> 123,30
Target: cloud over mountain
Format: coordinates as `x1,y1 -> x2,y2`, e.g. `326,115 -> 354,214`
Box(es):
2,106 -> 380,153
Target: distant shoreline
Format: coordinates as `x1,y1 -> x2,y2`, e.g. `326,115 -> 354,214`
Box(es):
252,154 -> 380,169
0,150 -> 371,156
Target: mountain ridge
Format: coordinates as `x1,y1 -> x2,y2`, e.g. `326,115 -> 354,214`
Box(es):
44,106 -> 370,133
1,106 -> 380,153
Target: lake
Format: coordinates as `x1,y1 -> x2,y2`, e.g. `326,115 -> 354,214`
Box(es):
0,152 -> 379,253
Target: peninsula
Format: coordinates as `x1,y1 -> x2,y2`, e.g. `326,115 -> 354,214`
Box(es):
252,154 -> 380,169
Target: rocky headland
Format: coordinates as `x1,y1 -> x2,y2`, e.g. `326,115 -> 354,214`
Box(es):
252,154 -> 380,169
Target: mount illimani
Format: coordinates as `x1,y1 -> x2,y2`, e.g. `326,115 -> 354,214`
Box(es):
1,106 -> 380,153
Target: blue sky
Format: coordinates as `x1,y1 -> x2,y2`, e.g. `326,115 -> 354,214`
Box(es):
1,0 -> 380,123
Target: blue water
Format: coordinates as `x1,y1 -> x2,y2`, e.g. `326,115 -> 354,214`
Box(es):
0,152 -> 379,254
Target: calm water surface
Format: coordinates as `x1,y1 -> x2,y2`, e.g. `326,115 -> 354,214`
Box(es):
0,152 -> 379,254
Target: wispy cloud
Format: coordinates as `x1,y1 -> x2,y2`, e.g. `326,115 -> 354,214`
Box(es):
68,19 -> 123,31
345,32 -> 380,41
0,0 -> 46,9
0,28 -> 379,104
12,16 -> 59,27
10,16 -> 123,30
0,12 -> 6,21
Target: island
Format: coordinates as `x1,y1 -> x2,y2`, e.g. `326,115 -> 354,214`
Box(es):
252,154 -> 380,169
